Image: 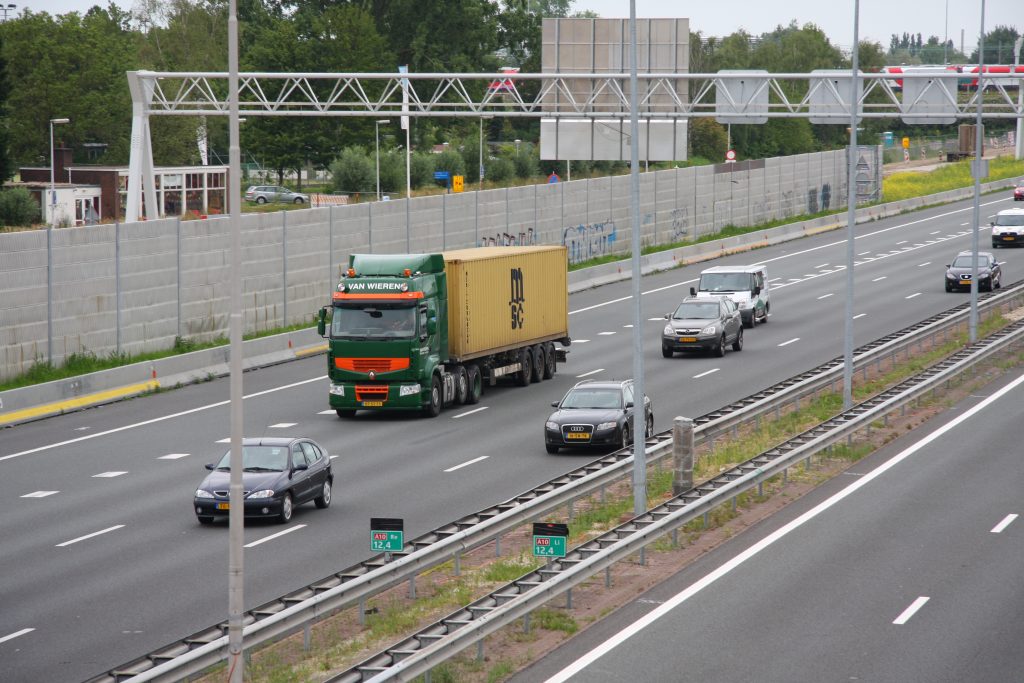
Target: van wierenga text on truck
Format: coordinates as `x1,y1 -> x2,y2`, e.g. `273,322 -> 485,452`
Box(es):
318,246 -> 571,417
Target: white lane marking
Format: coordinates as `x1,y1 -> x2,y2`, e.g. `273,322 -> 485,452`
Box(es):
767,277 -> 781,282
546,371 -> 1024,683
92,471 -> 127,478
853,313 -> 867,319
329,454 -> 339,460
598,331 -> 616,336
74,426 -> 90,431
444,456 -> 489,472
693,368 -> 720,379
991,514 -> 1018,533
906,292 -> 922,299
778,338 -> 800,347
318,409 -> 335,415
159,453 -> 190,460
0,628 -> 34,645
22,491 -> 59,498
268,422 -> 296,429
244,524 -> 306,548
216,438 -> 231,443
817,293 -> 834,300
0,375 -> 325,463
929,230 -> 941,234
896,240 -> 908,245
623,324 -> 634,328
960,222 -> 970,226
576,368 -> 604,378
452,407 -> 488,419
573,339 -> 591,344
648,317 -> 664,321
788,278 -> 801,282
872,276 -> 887,282
857,251 -> 871,256
814,262 -> 829,268
917,262 -> 931,267
893,597 -> 930,625
56,525 -> 125,547
914,243 -> 924,247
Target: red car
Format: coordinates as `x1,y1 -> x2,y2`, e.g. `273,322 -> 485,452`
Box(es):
1014,184 -> 1024,201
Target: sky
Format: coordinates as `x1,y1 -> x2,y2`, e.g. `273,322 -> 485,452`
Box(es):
23,0 -> 1024,58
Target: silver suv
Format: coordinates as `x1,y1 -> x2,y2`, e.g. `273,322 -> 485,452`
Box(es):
244,185 -> 309,205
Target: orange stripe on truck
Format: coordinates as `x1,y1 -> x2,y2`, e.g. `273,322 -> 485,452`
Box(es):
335,357 -> 411,372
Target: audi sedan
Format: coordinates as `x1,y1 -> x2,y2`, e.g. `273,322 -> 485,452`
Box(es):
662,296 -> 744,357
193,437 -> 333,524
544,379 -> 653,454
944,251 -> 1002,292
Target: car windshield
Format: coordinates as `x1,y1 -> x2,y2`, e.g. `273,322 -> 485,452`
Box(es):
699,272 -> 752,292
215,445 -> 288,471
952,255 -> 991,268
560,388 -> 622,410
995,215 -> 1024,227
672,302 -> 720,319
331,305 -> 417,339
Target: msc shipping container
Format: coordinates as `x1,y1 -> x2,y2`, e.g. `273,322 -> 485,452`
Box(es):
443,246 -> 569,360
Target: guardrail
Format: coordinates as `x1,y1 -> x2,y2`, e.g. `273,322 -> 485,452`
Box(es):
93,281 -> 1024,683
335,316 -> 1024,682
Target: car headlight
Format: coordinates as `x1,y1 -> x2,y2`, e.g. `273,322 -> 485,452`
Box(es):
247,489 -> 276,499
663,324 -> 674,336
946,272 -> 956,279
545,421 -> 559,430
195,489 -> 214,499
596,421 -> 617,431
330,383 -> 345,396
700,325 -> 717,335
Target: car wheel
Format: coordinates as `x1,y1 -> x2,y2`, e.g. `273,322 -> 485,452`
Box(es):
545,444 -> 560,454
747,310 -> 757,328
454,365 -> 469,404
620,423 -> 631,450
314,479 -> 332,509
256,196 -> 266,205
197,515 -> 214,525
336,409 -> 356,418
944,281 -> 952,292
294,197 -> 304,204
278,493 -> 293,524
995,275 -> 1001,290
733,327 -> 744,352
423,375 -> 442,417
515,347 -> 533,386
645,413 -> 654,438
466,364 -> 483,404
531,344 -> 545,383
714,334 -> 726,357
662,345 -> 673,358
543,342 -> 557,379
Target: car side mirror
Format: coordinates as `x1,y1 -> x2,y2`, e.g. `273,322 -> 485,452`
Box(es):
625,401 -> 634,409
945,264 -> 950,268
293,463 -> 308,471
551,401 -> 559,407
317,307 -> 327,337
664,313 -> 670,319
689,286 -> 696,296
205,463 -> 215,470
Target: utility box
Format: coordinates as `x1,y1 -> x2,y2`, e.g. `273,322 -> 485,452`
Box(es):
958,124 -> 982,156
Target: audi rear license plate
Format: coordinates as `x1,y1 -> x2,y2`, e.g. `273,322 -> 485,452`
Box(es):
217,503 -> 230,510
362,401 -> 384,407
680,337 -> 698,343
566,433 -> 590,440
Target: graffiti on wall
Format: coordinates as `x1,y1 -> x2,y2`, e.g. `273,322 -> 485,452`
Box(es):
562,220 -> 617,264
806,183 -> 833,214
669,207 -> 690,241
479,228 -> 536,247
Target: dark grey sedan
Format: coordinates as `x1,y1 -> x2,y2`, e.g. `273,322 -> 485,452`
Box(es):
944,251 -> 1002,292
193,437 -> 333,524
662,296 -> 743,357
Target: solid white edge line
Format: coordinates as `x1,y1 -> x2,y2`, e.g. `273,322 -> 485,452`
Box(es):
444,456 -> 489,473
817,293 -> 834,300
778,338 -> 800,347
893,596 -> 930,625
0,628 -> 34,645
906,292 -> 922,299
453,407 -> 488,419
576,369 -> 605,378
545,371 -> 1024,683
693,368 -> 720,379
853,313 -> 867,320
244,524 -> 306,548
56,525 -> 125,547
21,490 -> 59,498
872,276 -> 887,281
991,513 -> 1018,533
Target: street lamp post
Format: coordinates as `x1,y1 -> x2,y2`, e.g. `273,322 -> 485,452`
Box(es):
479,115 -> 493,190
375,119 -> 389,201
49,118 -> 70,229
514,138 -> 522,154
47,116 -> 69,366
0,4 -> 16,21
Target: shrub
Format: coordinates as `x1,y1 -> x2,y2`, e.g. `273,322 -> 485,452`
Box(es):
434,148 -> 466,179
0,188 -> 41,227
329,146 -> 375,194
512,143 -> 539,179
485,156 -> 515,183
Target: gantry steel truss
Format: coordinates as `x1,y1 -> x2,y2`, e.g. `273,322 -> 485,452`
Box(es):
126,70 -> 1024,220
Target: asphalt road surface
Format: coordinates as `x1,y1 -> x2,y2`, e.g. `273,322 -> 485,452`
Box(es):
0,191 -> 1019,682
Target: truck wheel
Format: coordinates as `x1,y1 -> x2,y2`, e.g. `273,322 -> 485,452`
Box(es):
466,364 -> 482,404
423,375 -> 442,417
515,348 -> 532,386
336,409 -> 356,419
531,344 -> 545,383
454,366 -> 469,404
543,342 -> 557,379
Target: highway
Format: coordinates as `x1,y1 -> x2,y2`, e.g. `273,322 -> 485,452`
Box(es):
0,192 -> 1019,682
524,367 -> 1024,683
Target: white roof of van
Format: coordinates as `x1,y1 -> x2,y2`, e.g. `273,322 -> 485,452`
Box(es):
700,264 -> 766,273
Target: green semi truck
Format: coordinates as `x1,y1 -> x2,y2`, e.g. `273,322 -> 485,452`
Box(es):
317,246 -> 571,417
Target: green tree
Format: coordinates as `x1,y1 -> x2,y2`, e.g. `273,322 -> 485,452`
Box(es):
971,25 -> 1021,64
410,151 -> 435,188
511,142 -> 538,179
0,187 -> 40,226
434,148 -> 465,178
330,146 -> 374,194
689,118 -> 727,161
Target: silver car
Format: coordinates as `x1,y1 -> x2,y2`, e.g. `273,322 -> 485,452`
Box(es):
662,296 -> 743,358
244,185 -> 309,205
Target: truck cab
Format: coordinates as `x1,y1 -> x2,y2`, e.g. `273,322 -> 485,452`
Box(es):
690,264 -> 770,328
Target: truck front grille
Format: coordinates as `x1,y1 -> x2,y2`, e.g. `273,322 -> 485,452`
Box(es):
336,358 -> 411,373
355,385 -> 389,401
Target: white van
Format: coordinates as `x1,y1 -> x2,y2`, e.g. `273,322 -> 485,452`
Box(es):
690,264 -> 770,328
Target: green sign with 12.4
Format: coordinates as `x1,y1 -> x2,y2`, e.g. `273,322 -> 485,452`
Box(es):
533,534 -> 566,557
371,530 -> 403,552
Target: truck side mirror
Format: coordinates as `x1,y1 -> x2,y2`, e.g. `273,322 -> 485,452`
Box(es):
754,285 -> 761,295
317,307 -> 327,337
689,286 -> 696,296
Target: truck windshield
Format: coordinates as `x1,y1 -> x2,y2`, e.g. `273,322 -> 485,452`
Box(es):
331,305 -> 417,339
699,272 -> 752,292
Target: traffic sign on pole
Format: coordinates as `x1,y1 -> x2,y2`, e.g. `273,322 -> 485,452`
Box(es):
371,517 -> 404,553
725,149 -> 736,162
532,522 -> 568,558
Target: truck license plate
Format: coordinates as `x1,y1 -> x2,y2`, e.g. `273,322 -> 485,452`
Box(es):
362,401 -> 383,407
